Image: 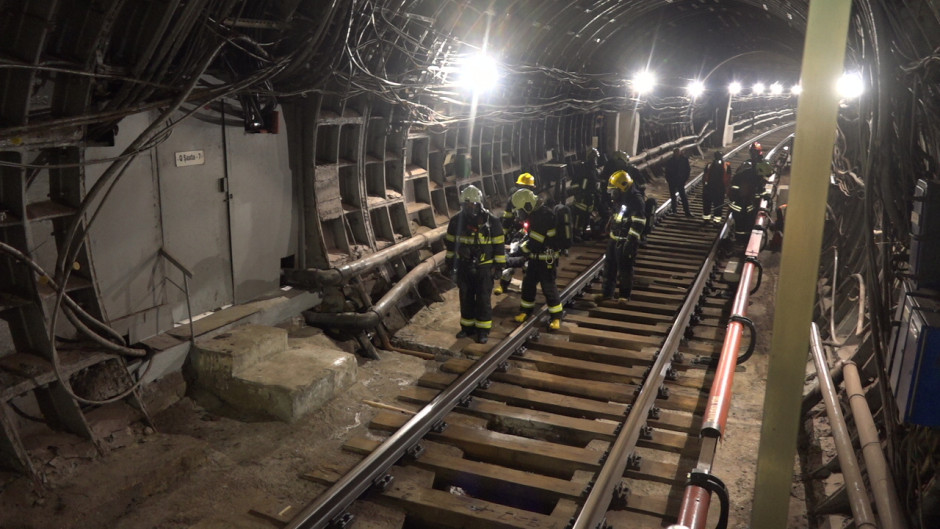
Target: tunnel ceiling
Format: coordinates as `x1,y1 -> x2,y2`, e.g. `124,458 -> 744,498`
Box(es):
0,0 -> 810,143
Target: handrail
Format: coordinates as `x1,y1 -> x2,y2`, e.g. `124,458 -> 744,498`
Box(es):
159,247 -> 196,346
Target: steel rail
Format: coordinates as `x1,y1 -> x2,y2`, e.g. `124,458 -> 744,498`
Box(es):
285,255 -> 606,529
572,219 -> 728,529
675,134 -> 791,529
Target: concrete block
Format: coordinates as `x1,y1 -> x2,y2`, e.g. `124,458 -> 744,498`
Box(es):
224,343 -> 357,422
191,324 -> 287,381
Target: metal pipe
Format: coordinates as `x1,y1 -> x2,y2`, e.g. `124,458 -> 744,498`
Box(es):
303,252 -> 446,330
843,361 -> 908,529
675,135 -> 783,528
809,323 -> 877,529
293,227 -> 447,287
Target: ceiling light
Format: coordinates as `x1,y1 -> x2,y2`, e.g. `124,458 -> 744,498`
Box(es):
458,53 -> 498,92
632,70 -> 656,95
837,72 -> 864,99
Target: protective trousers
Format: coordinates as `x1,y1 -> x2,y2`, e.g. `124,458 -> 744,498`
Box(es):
457,263 -> 494,334
667,181 -> 691,216
702,187 -> 725,223
731,207 -> 757,243
603,239 -> 638,299
519,259 -> 563,318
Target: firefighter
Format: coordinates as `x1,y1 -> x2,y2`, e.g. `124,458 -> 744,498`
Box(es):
569,148 -> 600,241
496,172 -> 536,295
510,188 -> 564,330
702,150 -> 732,226
597,170 -> 646,304
664,148 -> 692,217
444,185 -> 506,344
729,142 -> 772,243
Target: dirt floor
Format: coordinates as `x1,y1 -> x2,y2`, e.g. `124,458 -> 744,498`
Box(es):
0,158 -> 811,529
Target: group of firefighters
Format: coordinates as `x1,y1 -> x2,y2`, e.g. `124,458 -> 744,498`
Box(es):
444,142 -> 773,344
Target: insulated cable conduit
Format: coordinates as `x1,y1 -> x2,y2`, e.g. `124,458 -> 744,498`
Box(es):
674,134 -> 789,529
808,322 -> 877,529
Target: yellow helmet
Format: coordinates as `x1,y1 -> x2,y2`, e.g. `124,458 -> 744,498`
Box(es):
511,188 -> 539,213
607,170 -> 633,192
515,172 -> 535,187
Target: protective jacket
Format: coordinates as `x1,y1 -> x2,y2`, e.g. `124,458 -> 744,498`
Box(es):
516,205 -> 563,320
445,209 -> 506,335
603,187 -> 646,300
609,187 -> 647,243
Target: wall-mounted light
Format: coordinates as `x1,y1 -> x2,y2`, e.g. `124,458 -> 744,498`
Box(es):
458,53 -> 499,93
752,82 -> 766,95
728,82 -> 742,95
837,72 -> 864,99
687,80 -> 705,98
632,70 -> 656,95
769,82 -> 783,95
791,84 -> 803,95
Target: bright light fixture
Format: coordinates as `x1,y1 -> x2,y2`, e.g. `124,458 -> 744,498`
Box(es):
837,72 -> 864,99
687,80 -> 705,98
769,82 -> 783,95
752,82 -> 765,95
791,84 -> 802,95
728,82 -> 742,95
458,53 -> 498,92
632,70 -> 656,94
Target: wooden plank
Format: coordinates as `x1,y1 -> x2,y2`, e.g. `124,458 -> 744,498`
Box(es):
419,370 -> 705,415
564,326 -> 718,356
342,436 -> 587,502
398,386 -> 700,434
507,339 -> 653,366
565,313 -> 670,336
428,364 -> 637,405
370,411 -> 602,476
587,306 -> 675,324
403,380 -> 629,421
513,350 -> 710,392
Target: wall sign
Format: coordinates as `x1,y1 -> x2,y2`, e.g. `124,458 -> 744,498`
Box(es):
174,150 -> 205,167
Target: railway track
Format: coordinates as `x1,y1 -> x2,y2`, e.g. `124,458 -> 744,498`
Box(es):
281,126 -> 795,529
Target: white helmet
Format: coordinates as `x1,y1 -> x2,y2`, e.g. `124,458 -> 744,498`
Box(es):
459,185 -> 483,204
511,188 -> 539,213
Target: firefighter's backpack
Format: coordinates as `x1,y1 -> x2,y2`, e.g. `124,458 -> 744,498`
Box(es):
552,203 -> 573,249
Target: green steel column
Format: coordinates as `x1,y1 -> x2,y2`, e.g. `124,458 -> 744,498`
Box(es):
751,0 -> 853,527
